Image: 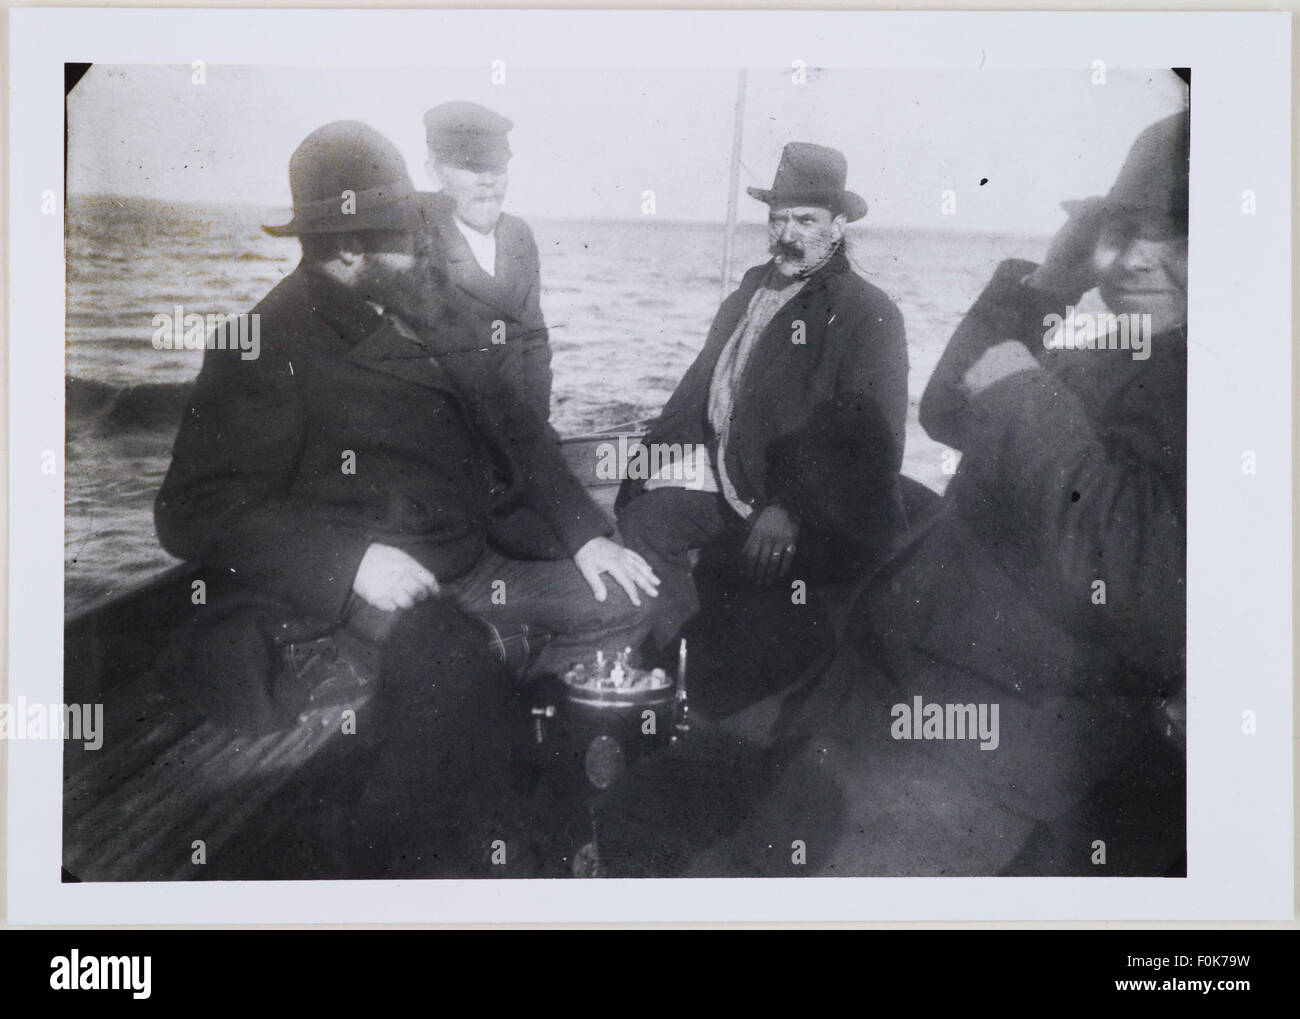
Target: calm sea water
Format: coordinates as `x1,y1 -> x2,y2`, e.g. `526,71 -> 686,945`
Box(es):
65,195 -> 1048,612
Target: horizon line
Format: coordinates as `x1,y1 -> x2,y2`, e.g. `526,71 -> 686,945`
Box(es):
68,191 -> 1054,239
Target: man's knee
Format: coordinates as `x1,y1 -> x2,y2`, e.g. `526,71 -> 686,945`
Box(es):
618,489 -> 697,558
577,582 -> 654,634
377,597 -> 507,695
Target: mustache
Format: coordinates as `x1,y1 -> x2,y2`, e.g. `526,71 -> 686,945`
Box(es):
771,240 -> 805,259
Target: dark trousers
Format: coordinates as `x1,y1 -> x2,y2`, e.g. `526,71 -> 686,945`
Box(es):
342,547 -> 654,876
616,487 -> 742,649
444,547 -> 654,676
618,487 -> 837,717
347,598 -> 530,878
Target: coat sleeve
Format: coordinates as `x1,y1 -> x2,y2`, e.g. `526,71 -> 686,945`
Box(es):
951,347 -> 1186,685
472,380 -> 613,556
614,278 -> 753,511
919,258 -> 1063,451
154,343 -> 373,622
515,224 -> 554,425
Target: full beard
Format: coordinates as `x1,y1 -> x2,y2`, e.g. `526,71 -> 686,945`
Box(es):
356,239 -> 476,355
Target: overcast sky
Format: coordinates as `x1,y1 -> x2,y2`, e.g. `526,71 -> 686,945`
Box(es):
68,64 -> 1187,233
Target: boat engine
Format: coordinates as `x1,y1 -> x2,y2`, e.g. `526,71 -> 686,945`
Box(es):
531,642 -> 691,875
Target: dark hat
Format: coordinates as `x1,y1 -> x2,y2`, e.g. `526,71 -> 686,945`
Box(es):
423,102 -> 513,172
1061,112 -> 1189,221
263,121 -> 420,237
747,142 -> 867,222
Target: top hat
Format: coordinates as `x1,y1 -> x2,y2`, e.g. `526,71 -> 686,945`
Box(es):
423,102 -> 513,172
1061,112 -> 1189,222
263,121 -> 422,237
746,142 -> 867,222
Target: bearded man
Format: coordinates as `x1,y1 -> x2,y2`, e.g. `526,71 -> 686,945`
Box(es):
155,121 -> 658,878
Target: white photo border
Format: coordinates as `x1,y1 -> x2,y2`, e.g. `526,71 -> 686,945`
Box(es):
7,7 -> 1293,924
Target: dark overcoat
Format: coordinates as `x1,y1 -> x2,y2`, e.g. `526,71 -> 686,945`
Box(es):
426,201 -> 553,425
759,258 -> 1186,873
595,259 -> 1187,877
619,248 -> 910,577
155,264 -> 608,627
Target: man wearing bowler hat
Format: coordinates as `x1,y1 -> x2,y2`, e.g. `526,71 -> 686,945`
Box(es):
155,120 -> 657,878
421,102 -> 554,427
615,142 -> 909,710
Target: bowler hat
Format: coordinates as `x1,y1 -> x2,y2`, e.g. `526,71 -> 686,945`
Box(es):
263,121 -> 421,237
747,142 -> 867,222
424,102 -> 513,172
1061,112 -> 1189,222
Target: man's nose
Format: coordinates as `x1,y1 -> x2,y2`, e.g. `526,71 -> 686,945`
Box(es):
1114,237 -> 1160,273
779,220 -> 799,242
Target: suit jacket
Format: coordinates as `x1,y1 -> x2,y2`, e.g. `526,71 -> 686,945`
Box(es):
154,265 -> 609,625
425,200 -> 553,425
620,248 -> 910,578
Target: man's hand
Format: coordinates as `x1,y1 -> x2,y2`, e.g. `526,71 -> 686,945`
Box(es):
962,340 -> 1041,397
1025,199 -> 1108,301
742,504 -> 800,585
574,537 -> 660,607
352,542 -> 440,612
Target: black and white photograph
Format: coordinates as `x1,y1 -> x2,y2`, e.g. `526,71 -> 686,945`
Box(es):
5,7 -> 1292,925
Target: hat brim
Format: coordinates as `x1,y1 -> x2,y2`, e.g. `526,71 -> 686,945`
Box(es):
263,191 -> 430,237
1059,196 -> 1108,218
747,187 -> 868,222
1059,195 -> 1188,228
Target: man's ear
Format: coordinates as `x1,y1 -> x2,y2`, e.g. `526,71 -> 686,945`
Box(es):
425,158 -> 443,189
831,214 -> 847,241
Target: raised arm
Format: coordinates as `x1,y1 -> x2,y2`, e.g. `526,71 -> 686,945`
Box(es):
950,333 -> 1186,686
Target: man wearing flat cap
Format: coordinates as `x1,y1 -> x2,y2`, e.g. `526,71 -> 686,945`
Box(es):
615,142 -> 909,710
155,120 -> 657,878
421,101 -> 554,427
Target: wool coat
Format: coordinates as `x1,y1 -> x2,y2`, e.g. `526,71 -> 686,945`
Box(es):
425,200 -> 553,425
155,264 -> 609,627
618,248 -> 910,578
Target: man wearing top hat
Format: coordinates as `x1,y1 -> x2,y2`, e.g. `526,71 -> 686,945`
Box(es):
597,109 -> 1190,878
421,101 -> 554,427
615,142 -> 909,702
155,120 -> 658,877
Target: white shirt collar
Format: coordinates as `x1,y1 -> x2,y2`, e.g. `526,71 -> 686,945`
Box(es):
452,215 -> 497,277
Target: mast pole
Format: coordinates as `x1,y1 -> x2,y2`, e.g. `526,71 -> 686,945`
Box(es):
719,68 -> 748,304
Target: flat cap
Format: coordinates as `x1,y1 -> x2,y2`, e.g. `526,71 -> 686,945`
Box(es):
423,101 -> 513,171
